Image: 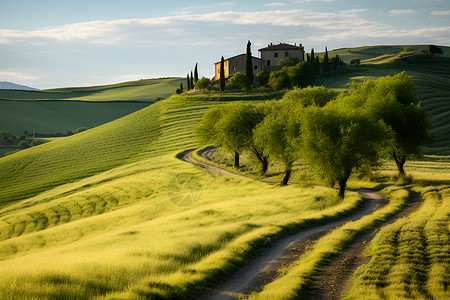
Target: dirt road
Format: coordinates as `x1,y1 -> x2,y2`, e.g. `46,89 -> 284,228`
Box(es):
179,149 -> 386,299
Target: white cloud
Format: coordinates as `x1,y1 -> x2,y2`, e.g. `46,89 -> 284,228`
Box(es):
339,8 -> 368,14
265,2 -> 288,6
0,71 -> 39,82
388,9 -> 417,15
220,2 -> 235,5
432,10 -> 450,15
292,0 -> 334,3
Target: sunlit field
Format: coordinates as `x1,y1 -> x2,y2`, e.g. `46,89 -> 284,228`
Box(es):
0,46 -> 449,299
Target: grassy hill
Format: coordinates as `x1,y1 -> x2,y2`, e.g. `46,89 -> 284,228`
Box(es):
0,77 -> 184,102
0,45 -> 449,299
0,78 -> 184,136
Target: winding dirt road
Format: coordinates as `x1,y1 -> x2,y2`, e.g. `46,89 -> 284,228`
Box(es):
179,149 -> 387,299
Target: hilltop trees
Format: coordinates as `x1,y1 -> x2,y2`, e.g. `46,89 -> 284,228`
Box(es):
195,73 -> 428,194
229,72 -> 251,92
194,63 -> 199,84
427,44 -> 443,55
220,56 -> 225,91
186,73 -> 190,91
245,40 -> 254,85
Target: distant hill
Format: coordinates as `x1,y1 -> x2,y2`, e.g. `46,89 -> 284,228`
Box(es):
0,81 -> 37,91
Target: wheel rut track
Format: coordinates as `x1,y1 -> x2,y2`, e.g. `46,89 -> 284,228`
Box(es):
178,149 -> 416,300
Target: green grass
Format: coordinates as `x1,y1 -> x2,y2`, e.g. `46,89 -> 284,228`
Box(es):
344,184 -> 449,299
0,45 -> 449,299
0,78 -> 184,102
0,94 -> 365,299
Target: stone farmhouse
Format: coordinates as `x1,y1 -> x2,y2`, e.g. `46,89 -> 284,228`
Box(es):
213,42 -> 305,81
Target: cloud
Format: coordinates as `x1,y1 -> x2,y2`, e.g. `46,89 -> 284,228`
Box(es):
220,2 -> 235,5
265,2 -> 288,6
431,10 -> 450,15
0,71 -> 39,81
292,0 -> 334,3
388,9 -> 417,15
339,8 -> 368,14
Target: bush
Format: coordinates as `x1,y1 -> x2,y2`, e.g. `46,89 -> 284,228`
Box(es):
228,73 -> 251,92
194,77 -> 211,90
268,70 -> 290,90
17,140 -> 30,149
29,139 -> 42,147
256,71 -> 270,87
350,58 -> 361,65
175,88 -> 182,94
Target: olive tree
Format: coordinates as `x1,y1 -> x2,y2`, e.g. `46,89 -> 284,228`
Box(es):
301,105 -> 389,198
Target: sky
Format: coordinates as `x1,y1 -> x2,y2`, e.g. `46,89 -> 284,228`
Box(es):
0,0 -> 449,89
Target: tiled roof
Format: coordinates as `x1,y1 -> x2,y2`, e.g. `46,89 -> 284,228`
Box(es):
258,43 -> 304,51
214,53 -> 265,64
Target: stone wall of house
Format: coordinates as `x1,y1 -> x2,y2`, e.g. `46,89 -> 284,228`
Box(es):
260,49 -> 304,67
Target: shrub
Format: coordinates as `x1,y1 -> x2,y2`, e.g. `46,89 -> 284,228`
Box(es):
268,70 -> 290,90
256,71 -> 270,87
350,58 -> 361,65
228,73 -> 251,92
17,140 -> 30,149
194,77 -> 211,90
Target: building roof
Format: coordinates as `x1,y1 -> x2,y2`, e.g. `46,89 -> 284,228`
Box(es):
258,43 -> 304,51
214,53 -> 265,64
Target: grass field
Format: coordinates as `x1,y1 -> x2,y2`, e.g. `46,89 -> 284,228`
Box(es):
0,97 -> 366,299
0,78 -> 184,136
0,45 -> 449,299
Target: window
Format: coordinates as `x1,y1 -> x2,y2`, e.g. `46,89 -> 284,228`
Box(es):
254,65 -> 257,70
285,51 -> 289,57
232,66 -> 236,71
274,52 -> 278,57
267,60 -> 271,66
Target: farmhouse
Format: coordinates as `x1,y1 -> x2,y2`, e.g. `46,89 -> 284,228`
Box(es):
213,42 -> 305,81
212,54 -> 265,81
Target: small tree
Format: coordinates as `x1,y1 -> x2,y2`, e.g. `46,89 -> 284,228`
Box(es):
194,77 -> 211,90
268,70 -> 290,90
301,106 -> 389,197
180,82 -> 183,92
427,44 -> 443,55
245,40 -> 254,85
323,47 -> 330,73
186,73 -> 190,91
229,72 -> 251,92
254,101 -> 303,185
350,58 -> 361,65
220,56 -> 225,92
190,71 -> 194,90
194,63 -> 199,83
256,71 -> 270,87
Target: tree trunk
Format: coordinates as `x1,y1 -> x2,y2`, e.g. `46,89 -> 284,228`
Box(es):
338,177 -> 347,198
281,164 -> 292,186
250,146 -> 269,176
392,150 -> 406,177
234,151 -> 240,168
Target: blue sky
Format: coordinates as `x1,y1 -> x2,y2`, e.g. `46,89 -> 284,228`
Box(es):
1,0 -> 449,89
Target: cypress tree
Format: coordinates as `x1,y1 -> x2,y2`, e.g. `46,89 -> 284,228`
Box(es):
307,53 -> 310,62
186,73 -> 190,91
245,40 -> 254,85
311,48 -> 315,62
323,47 -> 330,73
180,82 -> 183,92
194,63 -> 199,83
220,56 -> 225,91
315,56 -> 320,74
190,71 -> 194,89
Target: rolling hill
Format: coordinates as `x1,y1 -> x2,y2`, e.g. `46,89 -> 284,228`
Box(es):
0,77 -> 184,136
0,45 -> 449,299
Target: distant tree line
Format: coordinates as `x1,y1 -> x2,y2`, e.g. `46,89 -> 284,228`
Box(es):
196,72 -> 429,198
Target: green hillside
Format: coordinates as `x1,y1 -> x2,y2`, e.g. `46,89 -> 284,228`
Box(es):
0,45 -> 449,299
0,78 -> 184,136
0,77 -> 184,102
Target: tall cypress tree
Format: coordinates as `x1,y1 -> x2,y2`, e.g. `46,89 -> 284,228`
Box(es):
220,56 -> 225,92
194,63 -> 199,84
323,47 -> 330,73
245,40 -> 254,85
186,73 -> 190,91
180,82 -> 183,92
311,48 -> 315,62
307,53 -> 310,62
190,71 -> 194,89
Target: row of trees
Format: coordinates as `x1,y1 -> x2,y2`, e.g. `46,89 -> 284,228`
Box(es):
196,73 -> 429,198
